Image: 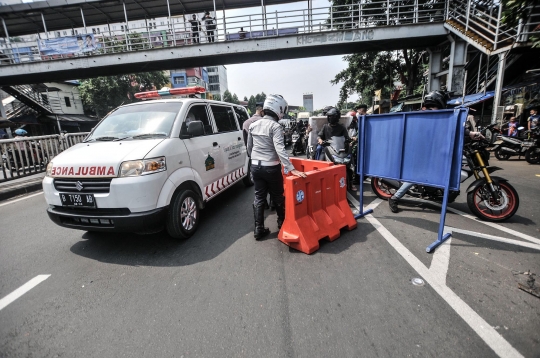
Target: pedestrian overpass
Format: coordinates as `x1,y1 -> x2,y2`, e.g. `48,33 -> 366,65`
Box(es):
0,0 -> 538,120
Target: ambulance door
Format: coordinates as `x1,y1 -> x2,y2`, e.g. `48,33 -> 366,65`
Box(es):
181,103 -> 223,189
208,104 -> 245,176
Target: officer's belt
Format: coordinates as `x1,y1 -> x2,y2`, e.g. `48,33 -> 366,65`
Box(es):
251,160 -> 280,166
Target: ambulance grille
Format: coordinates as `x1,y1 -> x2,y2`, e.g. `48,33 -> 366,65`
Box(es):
54,178 -> 113,194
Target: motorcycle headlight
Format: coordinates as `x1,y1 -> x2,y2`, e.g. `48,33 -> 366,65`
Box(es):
46,162 -> 53,177
119,157 -> 166,177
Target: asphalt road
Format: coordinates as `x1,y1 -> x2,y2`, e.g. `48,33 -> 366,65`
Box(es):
0,158 -> 539,358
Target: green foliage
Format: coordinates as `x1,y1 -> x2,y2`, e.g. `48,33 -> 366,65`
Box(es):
331,50 -> 427,108
79,71 -> 169,117
247,95 -> 257,114
212,93 -> 221,101
501,0 -> 539,47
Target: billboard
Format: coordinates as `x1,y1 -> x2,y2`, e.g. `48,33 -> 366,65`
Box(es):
38,34 -> 99,56
303,94 -> 313,112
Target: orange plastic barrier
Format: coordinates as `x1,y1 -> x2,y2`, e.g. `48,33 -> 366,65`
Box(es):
282,158 -> 333,183
278,163 -> 357,254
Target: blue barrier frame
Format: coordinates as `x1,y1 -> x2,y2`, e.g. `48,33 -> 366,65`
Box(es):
355,109 -> 468,253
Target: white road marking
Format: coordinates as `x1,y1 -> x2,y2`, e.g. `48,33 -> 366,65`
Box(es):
448,227 -> 540,251
0,275 -> 50,312
429,232 -> 452,285
0,191 -> 43,208
347,195 -> 524,358
404,197 -> 540,246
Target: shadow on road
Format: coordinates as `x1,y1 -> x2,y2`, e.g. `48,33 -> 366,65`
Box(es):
69,183 -> 253,267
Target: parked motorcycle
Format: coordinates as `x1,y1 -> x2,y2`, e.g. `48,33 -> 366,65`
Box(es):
524,127 -> 540,164
371,134 -> 519,222
291,130 -> 305,156
493,126 -> 529,160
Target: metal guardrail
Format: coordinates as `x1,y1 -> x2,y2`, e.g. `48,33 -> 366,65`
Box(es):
0,1 -> 447,66
64,132 -> 88,148
0,133 -> 88,183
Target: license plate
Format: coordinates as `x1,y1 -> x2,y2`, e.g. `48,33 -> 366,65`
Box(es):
60,193 -> 96,208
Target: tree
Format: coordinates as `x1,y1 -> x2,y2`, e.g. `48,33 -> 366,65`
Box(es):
328,0 -> 437,107
247,95 -> 257,114
232,93 -> 240,104
222,90 -> 234,103
331,50 -> 427,107
79,71 -> 169,117
501,0 -> 539,47
212,93 -> 221,101
243,96 -> 248,101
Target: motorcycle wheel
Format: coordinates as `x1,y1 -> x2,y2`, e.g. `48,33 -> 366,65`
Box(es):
525,148 -> 540,164
466,181 -> 519,222
494,147 -> 510,160
370,177 -> 395,199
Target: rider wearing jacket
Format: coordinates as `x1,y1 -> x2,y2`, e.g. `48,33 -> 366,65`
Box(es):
247,94 -> 306,239
388,91 -> 484,213
315,107 -> 349,160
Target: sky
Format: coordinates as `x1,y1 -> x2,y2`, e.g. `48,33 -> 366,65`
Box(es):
221,0 -> 360,110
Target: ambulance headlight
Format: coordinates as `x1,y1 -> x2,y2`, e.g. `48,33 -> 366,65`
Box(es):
119,157 -> 166,177
46,162 -> 53,177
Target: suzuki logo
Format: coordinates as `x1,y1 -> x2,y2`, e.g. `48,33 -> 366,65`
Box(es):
76,181 -> 84,191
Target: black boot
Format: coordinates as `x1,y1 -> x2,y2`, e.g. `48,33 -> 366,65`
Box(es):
275,203 -> 285,230
388,196 -> 399,213
253,204 -> 270,240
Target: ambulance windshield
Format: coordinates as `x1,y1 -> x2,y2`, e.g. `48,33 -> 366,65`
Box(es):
87,102 -> 182,141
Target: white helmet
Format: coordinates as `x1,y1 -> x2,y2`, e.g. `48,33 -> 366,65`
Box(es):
263,94 -> 288,120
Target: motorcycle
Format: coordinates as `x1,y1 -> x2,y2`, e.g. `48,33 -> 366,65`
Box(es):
524,127 -> 540,164
493,126 -> 530,160
371,134 -> 519,222
291,130 -> 305,156
1,141 -> 48,171
318,136 -> 355,189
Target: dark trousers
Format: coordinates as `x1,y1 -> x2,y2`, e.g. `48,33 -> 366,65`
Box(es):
251,164 -> 284,208
192,31 -> 199,43
206,30 -> 215,42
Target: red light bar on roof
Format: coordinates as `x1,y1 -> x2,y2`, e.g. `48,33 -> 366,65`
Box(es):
134,86 -> 206,99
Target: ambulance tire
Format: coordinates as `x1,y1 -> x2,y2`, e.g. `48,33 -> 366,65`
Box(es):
243,163 -> 254,187
167,189 -> 200,239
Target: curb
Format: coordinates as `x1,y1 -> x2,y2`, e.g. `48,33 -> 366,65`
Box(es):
0,182 -> 43,202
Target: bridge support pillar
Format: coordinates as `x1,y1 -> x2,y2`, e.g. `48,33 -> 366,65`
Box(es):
447,37 -> 467,95
491,52 -> 507,124
427,48 -> 442,92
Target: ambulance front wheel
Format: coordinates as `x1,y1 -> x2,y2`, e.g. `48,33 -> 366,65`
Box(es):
167,189 -> 200,239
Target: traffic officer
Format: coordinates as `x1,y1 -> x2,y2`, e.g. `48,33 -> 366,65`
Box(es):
247,94 -> 307,240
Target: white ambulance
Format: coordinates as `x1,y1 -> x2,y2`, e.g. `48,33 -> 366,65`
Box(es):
43,91 -> 252,239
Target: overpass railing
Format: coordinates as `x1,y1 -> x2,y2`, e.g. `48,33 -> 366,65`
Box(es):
0,1 -> 447,66
0,133 -> 88,183
447,0 -> 540,51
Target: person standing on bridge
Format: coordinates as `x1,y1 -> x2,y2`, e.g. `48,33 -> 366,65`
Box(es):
189,14 -> 201,44
202,11 -> 216,43
247,95 -> 307,240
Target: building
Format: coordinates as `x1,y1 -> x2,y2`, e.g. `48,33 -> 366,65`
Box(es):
303,94 -> 313,112
170,67 -> 209,92
206,65 -> 229,99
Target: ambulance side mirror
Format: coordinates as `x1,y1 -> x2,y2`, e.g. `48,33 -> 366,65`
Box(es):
181,120 -> 204,139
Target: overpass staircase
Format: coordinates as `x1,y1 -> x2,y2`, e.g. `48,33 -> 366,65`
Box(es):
464,52 -> 521,95
445,0 -> 539,55
1,84 -> 55,116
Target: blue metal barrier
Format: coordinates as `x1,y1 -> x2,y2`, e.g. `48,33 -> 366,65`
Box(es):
355,108 -> 468,252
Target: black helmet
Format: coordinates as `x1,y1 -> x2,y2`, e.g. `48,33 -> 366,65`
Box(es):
423,91 -> 449,110
321,106 -> 333,116
326,107 -> 341,124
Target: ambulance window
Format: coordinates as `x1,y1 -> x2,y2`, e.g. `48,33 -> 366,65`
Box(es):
211,105 -> 238,133
234,106 -> 249,128
182,104 -> 213,136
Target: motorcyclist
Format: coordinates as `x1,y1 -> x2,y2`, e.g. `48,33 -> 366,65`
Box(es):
315,107 -> 349,160
388,91 -> 485,213
247,94 -> 307,240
